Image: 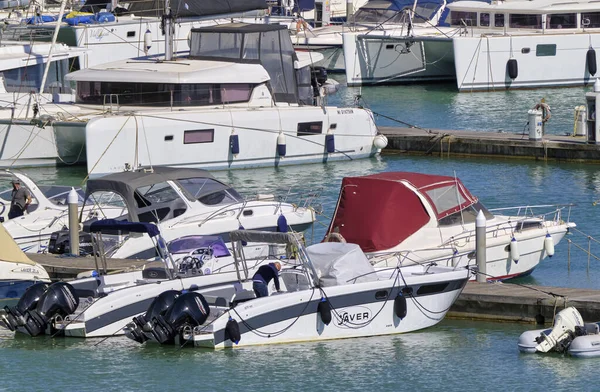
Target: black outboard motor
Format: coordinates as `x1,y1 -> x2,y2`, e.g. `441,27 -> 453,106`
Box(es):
150,292 -> 210,344
48,228 -> 94,255
124,290 -> 181,344
0,282 -> 49,331
312,66 -> 328,86
20,282 -> 79,337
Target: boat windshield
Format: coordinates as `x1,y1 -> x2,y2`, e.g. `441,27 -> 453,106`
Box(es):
178,178 -> 243,206
354,3 -> 439,24
438,201 -> 494,226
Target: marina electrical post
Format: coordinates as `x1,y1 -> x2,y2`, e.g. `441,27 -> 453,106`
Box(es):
68,187 -> 79,256
476,210 -> 487,283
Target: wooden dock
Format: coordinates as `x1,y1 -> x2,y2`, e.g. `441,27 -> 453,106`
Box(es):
380,126 -> 600,163
449,281 -> 600,324
29,253 -> 147,280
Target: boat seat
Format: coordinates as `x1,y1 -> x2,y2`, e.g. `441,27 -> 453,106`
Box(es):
73,278 -> 101,298
280,269 -> 311,292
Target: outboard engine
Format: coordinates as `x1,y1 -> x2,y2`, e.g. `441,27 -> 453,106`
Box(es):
535,307 -> 584,353
20,282 -> 79,337
48,228 -> 94,255
0,282 -> 49,331
124,290 -> 181,344
149,292 -> 210,344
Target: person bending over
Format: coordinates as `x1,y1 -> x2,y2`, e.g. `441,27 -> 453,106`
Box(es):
252,262 -> 282,298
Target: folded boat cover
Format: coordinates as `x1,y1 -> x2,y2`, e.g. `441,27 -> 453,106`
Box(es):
0,223 -> 35,265
307,242 -> 377,287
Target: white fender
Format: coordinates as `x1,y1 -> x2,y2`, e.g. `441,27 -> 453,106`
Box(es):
144,29 -> 152,55
544,233 -> 555,257
510,237 -> 520,263
373,134 -> 388,149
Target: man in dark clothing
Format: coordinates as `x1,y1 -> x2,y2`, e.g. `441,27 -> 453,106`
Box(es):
252,262 -> 282,298
8,179 -> 31,219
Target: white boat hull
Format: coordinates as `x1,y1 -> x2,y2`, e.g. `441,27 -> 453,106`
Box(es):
191,268 -> 468,348
343,32 -> 456,86
454,33 -> 600,91
61,105 -> 380,177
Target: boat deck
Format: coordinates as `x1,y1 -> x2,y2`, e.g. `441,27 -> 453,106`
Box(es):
29,253 -> 147,280
449,281 -> 600,324
380,126 -> 600,163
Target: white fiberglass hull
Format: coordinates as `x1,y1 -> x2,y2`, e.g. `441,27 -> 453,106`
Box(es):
373,221 -> 572,281
343,32 -> 455,86
454,33 -> 600,91
57,105 -> 380,177
190,267 -> 468,348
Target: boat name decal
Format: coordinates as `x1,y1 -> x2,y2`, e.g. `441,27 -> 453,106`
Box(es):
335,306 -> 372,328
337,109 -> 354,115
12,267 -> 41,275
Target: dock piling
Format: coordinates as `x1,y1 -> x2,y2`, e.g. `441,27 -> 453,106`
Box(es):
68,187 -> 79,256
476,210 -> 486,283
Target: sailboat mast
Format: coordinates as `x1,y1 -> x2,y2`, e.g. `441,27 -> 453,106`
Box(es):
164,0 -> 173,61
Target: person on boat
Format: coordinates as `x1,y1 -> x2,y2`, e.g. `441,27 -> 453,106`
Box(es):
8,179 -> 31,219
252,262 -> 282,298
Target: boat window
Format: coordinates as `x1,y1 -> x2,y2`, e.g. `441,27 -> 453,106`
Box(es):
242,32 -> 260,60
450,11 -> 477,26
582,12 -> 600,28
353,8 -> 408,24
1,58 -> 72,94
536,44 -> 557,57
194,32 -> 243,59
425,184 -> 467,216
494,13 -> 505,27
178,178 -> 243,206
41,186 -> 85,206
76,82 -> 254,107
509,14 -> 542,29
297,121 -> 323,136
480,13 -> 490,27
438,201 -> 494,226
135,182 -> 180,207
297,66 -> 314,105
547,13 -> 576,29
184,129 -> 214,144
86,191 -> 127,208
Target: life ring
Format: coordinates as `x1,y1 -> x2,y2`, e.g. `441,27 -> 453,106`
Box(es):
324,232 -> 346,243
533,102 -> 552,123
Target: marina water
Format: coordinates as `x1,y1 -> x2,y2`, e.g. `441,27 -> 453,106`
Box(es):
2,82 -> 600,391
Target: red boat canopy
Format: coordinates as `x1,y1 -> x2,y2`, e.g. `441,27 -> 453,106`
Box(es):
325,172 -> 478,252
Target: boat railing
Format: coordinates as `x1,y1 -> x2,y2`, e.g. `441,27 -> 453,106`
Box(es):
369,246 -> 472,270
103,94 -> 120,113
440,204 -> 574,246
172,188 -> 322,228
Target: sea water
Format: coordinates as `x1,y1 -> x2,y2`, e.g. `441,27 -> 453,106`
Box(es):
2,83 -> 600,391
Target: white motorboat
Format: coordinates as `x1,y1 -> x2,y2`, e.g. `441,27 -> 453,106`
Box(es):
518,307 -> 600,358
323,172 -> 575,281
346,0 -> 600,90
0,220 -> 285,337
124,229 -> 470,348
49,22 -> 386,176
4,167 -> 316,256
0,169 -> 84,224
0,221 -> 49,306
294,0 -> 449,72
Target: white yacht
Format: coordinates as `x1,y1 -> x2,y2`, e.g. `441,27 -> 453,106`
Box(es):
344,0 -> 600,90
51,23 -> 386,176
323,172 -> 575,281
0,42 -> 87,167
3,167 -> 316,257
293,0 -> 449,71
